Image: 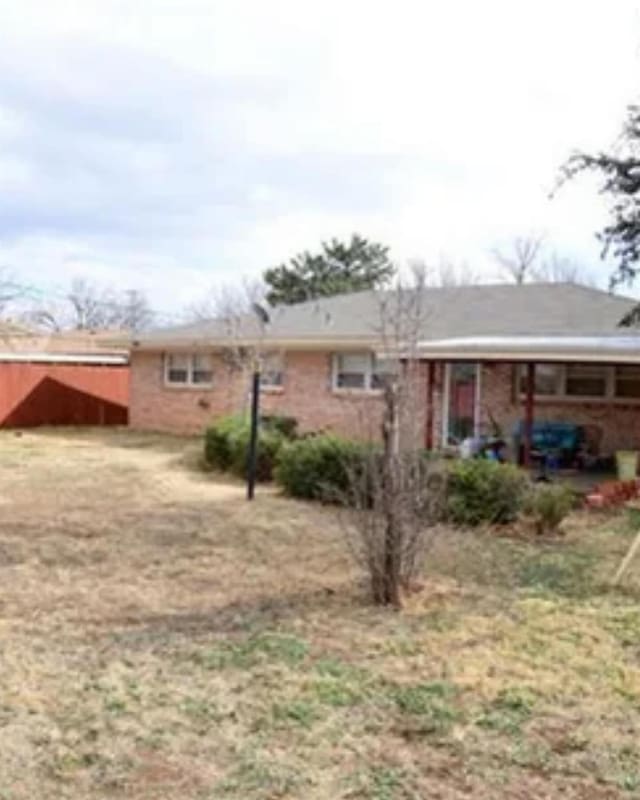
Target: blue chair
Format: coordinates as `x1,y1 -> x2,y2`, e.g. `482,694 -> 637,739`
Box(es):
513,421 -> 584,470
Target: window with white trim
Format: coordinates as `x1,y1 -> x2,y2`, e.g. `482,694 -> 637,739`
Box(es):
165,353 -> 213,386
517,363 -> 640,401
333,352 -> 397,391
260,352 -> 285,388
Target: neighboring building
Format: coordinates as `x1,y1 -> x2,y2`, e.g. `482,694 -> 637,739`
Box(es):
128,283 -> 640,460
0,325 -> 129,427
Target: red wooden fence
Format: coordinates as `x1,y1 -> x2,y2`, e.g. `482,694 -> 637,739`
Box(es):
0,363 -> 129,427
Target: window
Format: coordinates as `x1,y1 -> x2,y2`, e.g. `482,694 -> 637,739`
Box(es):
260,352 -> 285,388
566,364 -> 608,397
615,365 -> 640,399
518,363 -> 562,396
517,363 -> 640,402
192,354 -> 213,384
333,352 -> 396,391
335,353 -> 369,389
371,357 -> 398,389
166,353 -> 190,384
165,353 -> 213,387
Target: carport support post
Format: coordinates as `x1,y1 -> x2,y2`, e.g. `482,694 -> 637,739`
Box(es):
523,362 -> 535,468
425,361 -> 436,450
247,367 -> 261,501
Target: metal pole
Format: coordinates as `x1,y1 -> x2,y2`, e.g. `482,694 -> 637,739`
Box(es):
247,369 -> 261,500
523,362 -> 535,468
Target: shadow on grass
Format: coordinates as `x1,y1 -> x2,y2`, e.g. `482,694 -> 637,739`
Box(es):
105,586 -> 363,649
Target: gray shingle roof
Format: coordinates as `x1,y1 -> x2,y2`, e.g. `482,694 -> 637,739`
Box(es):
134,283 -> 640,349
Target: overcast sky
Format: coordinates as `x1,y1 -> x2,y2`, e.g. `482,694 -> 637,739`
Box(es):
1,0 -> 639,316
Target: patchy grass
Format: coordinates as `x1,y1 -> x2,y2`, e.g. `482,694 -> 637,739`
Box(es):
0,428 -> 639,798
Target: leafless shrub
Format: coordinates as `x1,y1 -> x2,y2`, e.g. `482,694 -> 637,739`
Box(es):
184,277 -> 268,374
340,271 -> 448,606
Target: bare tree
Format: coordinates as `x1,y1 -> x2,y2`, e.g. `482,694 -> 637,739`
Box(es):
117,289 -> 155,331
533,252 -> 597,287
342,273 -> 447,606
184,277 -> 266,324
0,268 -> 24,316
66,278 -> 117,330
492,236 -> 544,284
407,258 -> 479,288
26,278 -> 155,332
183,278 -> 270,375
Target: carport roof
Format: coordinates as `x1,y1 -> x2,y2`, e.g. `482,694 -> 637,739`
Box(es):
0,327 -> 129,363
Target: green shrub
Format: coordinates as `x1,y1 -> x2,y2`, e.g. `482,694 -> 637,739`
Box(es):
447,459 -> 529,526
228,425 -> 286,482
203,415 -> 292,481
204,416 -> 242,471
523,482 -> 575,535
274,434 -> 368,500
261,415 -> 298,439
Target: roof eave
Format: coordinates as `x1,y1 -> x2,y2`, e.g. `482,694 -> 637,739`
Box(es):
132,335 -> 381,352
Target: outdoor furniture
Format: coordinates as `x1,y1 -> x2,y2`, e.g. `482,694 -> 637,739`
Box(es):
513,421 -> 585,469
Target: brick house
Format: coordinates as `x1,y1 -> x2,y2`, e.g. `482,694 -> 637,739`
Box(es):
128,283 -> 640,461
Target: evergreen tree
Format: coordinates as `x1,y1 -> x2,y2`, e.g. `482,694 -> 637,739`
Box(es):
264,234 -> 395,305
561,103 -> 640,289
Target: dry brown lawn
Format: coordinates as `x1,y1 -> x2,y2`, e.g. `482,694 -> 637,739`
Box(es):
1,428 -> 640,799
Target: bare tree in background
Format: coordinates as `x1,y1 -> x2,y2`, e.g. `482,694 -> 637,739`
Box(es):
184,277 -> 275,415
342,272 -> 447,606
0,268 -> 24,316
492,236 -> 544,284
407,258 -> 479,288
118,289 -> 155,331
185,277 -> 266,324
26,278 -> 155,332
533,252 -> 597,287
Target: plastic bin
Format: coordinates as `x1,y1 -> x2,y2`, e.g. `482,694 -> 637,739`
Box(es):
616,450 -> 638,481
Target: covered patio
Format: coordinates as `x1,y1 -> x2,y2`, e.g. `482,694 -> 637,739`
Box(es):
419,334 -> 640,481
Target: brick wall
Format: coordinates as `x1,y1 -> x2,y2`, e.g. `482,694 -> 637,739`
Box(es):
129,349 -> 441,442
479,363 -> 640,456
130,350 -> 379,438
131,352 -> 636,455
130,351 -> 224,432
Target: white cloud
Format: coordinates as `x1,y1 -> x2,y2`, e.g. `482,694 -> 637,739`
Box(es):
0,0 -> 638,312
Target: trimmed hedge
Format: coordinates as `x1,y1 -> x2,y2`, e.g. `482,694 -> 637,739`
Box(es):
204,415 -> 292,482
447,459 -> 529,526
274,434 -> 368,501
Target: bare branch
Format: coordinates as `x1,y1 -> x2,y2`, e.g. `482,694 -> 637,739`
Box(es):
0,267 -> 25,315
533,252 -> 596,286
492,235 -> 545,284
24,278 -> 155,332
339,272 -> 448,606
407,258 -> 480,288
